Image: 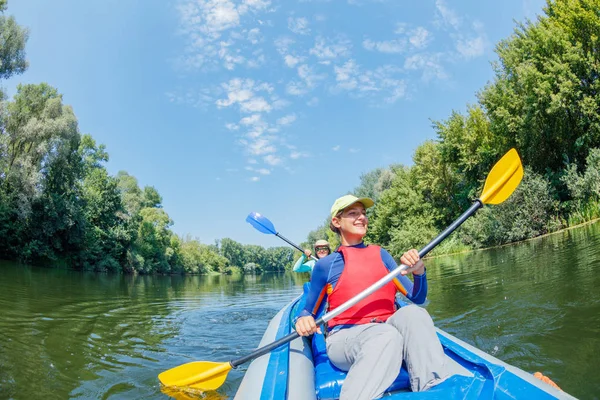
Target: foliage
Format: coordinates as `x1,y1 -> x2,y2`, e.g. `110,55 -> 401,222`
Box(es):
367,166 -> 438,257
479,0 -> 600,176
2,0 -> 600,275
0,11 -> 29,79
458,168 -> 562,248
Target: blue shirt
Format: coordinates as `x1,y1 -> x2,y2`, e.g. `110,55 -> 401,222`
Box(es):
298,243 -> 428,323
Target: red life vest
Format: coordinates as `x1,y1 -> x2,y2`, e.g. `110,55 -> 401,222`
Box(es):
327,245 -> 397,329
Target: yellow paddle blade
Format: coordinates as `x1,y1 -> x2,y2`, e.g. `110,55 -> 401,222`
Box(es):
158,361 -> 232,391
480,148 -> 523,205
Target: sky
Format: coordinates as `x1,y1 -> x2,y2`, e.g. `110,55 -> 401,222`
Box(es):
3,0 -> 546,248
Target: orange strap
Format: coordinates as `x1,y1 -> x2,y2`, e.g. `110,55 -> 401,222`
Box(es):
533,372 -> 562,391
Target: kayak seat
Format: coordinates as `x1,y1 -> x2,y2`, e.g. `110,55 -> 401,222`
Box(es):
311,330 -> 410,399
299,283 -> 411,399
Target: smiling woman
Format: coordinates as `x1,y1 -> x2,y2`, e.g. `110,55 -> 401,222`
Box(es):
295,194 -> 446,400
293,240 -> 331,273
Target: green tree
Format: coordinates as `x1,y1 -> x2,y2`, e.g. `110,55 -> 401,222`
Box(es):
479,0 -> 600,176
0,2 -> 29,80
220,237 -> 245,269
367,166 -> 438,257
0,84 -> 83,263
116,171 -> 144,217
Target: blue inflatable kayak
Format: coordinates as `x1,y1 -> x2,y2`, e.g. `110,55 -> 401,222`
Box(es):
234,285 -> 576,400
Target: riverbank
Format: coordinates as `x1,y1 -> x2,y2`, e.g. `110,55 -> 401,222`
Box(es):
425,218 -> 600,260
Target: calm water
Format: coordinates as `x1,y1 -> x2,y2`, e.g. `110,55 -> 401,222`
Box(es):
1,222 -> 599,399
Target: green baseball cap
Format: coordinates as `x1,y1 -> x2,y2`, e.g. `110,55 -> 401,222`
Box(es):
330,194 -> 374,218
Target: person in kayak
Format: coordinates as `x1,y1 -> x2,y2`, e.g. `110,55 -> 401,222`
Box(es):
292,239 -> 331,273
294,195 -> 448,400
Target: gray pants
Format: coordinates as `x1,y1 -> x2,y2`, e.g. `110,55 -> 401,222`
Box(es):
325,305 -> 448,400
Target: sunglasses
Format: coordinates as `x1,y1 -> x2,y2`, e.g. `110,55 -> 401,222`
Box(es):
315,246 -> 330,252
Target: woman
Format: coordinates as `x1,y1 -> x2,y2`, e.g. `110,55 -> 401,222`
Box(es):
295,195 -> 448,400
292,239 -> 331,273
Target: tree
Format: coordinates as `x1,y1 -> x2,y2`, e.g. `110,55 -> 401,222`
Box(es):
0,2 -> 29,80
367,166 -> 438,257
0,84 -> 83,263
479,0 -> 600,176
116,171 -> 144,217
219,238 -> 245,269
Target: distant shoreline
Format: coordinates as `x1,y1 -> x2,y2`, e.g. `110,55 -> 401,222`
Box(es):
426,218 -> 600,259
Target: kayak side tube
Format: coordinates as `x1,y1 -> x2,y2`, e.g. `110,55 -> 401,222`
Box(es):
234,296 -> 316,400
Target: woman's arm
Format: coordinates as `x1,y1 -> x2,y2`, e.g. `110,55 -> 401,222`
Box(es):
380,248 -> 428,305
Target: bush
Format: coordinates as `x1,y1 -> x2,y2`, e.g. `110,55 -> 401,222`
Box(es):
243,262 -> 263,274
458,168 -> 560,247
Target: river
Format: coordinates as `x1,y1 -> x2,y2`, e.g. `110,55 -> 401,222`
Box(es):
1,222 -> 599,399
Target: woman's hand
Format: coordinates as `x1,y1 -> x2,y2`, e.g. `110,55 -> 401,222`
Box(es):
400,248 -> 425,276
303,249 -> 312,258
295,316 -> 321,336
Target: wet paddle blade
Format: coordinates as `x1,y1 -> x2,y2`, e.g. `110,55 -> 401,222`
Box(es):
246,212 -> 277,235
158,361 -> 232,391
480,148 -> 523,205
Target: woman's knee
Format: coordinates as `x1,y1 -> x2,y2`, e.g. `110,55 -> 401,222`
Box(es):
362,324 -> 403,353
389,305 -> 434,330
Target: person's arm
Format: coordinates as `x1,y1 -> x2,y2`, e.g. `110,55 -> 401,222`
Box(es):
293,253 -> 308,272
380,248 -> 428,305
293,254 -> 316,273
295,259 -> 329,335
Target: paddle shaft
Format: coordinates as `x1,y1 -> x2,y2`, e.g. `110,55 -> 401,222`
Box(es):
230,199 -> 483,368
276,232 -> 319,261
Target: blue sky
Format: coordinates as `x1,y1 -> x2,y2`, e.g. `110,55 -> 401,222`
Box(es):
4,0 -> 545,248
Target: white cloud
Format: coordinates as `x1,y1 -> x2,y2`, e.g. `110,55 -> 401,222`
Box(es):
241,97 -> 272,113
349,148 -> 360,153
277,114 -> 297,125
246,137 -> 276,155
310,36 -> 352,60
435,0 -> 461,29
334,59 -> 360,90
246,166 -> 271,174
455,22 -> 487,59
332,145 -> 340,151
250,176 -> 260,182
216,78 -> 273,113
290,151 -> 309,159
286,81 -> 308,96
456,36 -> 485,59
247,28 -> 261,44
404,53 -> 448,81
176,0 -> 271,70
240,113 -> 262,125
333,60 -> 406,103
274,36 -> 295,55
225,122 -> 239,130
363,38 -> 406,54
284,54 -> 303,67
409,27 -> 431,49
288,17 -> 311,35
264,154 -> 282,165
297,64 -> 325,88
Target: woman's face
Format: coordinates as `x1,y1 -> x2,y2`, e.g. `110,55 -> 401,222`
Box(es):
335,202 -> 368,239
315,246 -> 330,259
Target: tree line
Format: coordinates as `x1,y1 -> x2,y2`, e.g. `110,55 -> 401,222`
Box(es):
1,0 -> 599,274
305,0 -> 600,259
0,1 -> 294,274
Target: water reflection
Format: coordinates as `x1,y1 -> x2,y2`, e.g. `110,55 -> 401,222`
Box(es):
426,221 -> 600,399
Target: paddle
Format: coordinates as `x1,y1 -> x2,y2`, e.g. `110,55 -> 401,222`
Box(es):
158,148 -> 523,392
245,211 -> 319,261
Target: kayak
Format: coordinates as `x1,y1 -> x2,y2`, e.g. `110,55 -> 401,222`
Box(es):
234,284 -> 576,400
